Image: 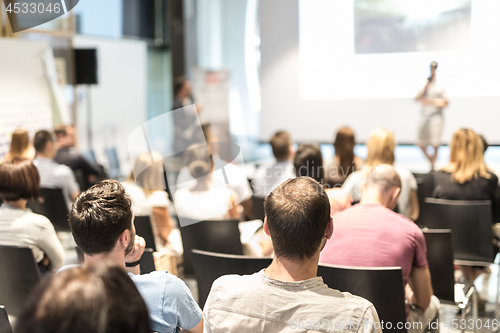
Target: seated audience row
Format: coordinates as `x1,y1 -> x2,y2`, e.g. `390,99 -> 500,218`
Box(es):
0,158 -> 65,273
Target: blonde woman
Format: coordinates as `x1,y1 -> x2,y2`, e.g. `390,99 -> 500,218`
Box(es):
2,128 -> 35,162
123,152 -> 175,249
343,128 -> 419,220
433,128 -> 499,218
433,128 -> 500,293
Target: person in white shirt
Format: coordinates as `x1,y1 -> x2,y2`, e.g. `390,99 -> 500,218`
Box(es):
0,158 -> 65,273
123,151 -> 175,250
203,177 -> 381,333
175,124 -> 252,219
33,130 -> 80,211
252,130 -> 295,198
174,145 -> 239,222
415,61 -> 449,170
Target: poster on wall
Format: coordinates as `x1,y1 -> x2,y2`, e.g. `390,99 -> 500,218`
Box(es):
193,68 -> 231,150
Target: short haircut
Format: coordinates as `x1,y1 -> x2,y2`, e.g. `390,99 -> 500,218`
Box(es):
0,158 -> 40,201
365,164 -> 402,194
69,180 -> 133,255
269,131 -> 291,160
15,263 -> 150,333
264,177 -> 330,261
293,143 -> 324,184
54,124 -> 68,138
174,76 -> 188,96
34,130 -> 55,153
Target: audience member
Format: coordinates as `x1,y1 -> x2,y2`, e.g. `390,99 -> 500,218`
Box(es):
174,145 -> 239,221
294,143 -> 352,215
53,125 -> 100,188
68,180 -> 203,333
252,130 -> 295,197
176,124 -> 252,219
0,158 -> 64,273
433,128 -> 500,221
433,128 -> 500,286
294,143 -> 324,183
203,177 -> 381,333
325,127 -> 363,187
15,264 -> 150,333
321,165 -> 439,333
123,152 -> 175,249
343,128 -> 419,220
2,128 -> 35,162
33,130 -> 80,210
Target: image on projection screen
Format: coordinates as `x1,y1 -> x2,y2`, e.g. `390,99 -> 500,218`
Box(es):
354,0 -> 471,54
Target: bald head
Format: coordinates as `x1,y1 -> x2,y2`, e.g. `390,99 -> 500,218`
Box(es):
362,164 -> 402,210
366,164 -> 401,192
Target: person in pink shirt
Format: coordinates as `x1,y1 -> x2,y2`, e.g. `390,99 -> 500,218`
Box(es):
320,164 -> 439,333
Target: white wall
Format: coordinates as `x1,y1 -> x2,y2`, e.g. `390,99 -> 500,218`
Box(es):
259,0 -> 500,144
73,36 -> 147,174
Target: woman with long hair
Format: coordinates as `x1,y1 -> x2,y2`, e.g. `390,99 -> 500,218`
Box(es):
433,128 -> 500,296
343,128 -> 419,220
325,127 -> 363,187
433,128 -> 499,214
2,128 -> 35,161
123,152 -> 175,249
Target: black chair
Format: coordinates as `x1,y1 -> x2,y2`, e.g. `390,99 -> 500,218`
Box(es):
27,188 -> 70,232
179,219 -> 243,277
318,264 -> 407,333
413,172 -> 435,226
420,198 -> 494,265
140,248 -> 156,275
251,196 -> 265,221
134,216 -> 157,252
0,246 -> 41,317
0,306 -> 13,333
191,250 -> 272,308
422,229 -> 455,303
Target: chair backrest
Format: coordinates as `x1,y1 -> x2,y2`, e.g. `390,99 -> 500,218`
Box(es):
422,198 -> 494,264
27,188 -> 70,232
191,249 -> 272,308
105,147 -> 121,179
134,216 -> 157,252
413,172 -> 435,225
179,219 -> 243,277
251,196 -> 265,221
422,229 -> 455,303
0,306 -> 13,333
317,264 -> 407,333
0,247 -> 41,317
140,248 -> 156,275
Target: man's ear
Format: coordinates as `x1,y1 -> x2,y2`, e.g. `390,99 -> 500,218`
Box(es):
263,217 -> 271,237
118,229 -> 131,250
391,187 -> 401,205
325,217 -> 334,240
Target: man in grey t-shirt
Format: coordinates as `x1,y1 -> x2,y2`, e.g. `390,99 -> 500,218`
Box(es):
415,61 -> 449,170
203,177 -> 381,333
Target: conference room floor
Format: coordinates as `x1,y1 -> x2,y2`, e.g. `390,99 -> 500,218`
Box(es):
440,259 -> 500,333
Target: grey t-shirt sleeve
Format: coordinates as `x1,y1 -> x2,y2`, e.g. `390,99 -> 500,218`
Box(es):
33,215 -> 65,270
62,167 -> 80,196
